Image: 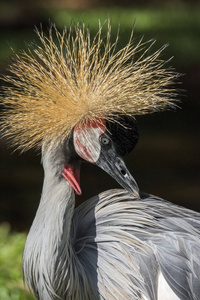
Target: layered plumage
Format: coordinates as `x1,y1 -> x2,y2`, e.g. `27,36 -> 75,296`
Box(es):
0,22 -> 178,151
22,141 -> 200,300
2,22 -> 199,300
73,190 -> 200,300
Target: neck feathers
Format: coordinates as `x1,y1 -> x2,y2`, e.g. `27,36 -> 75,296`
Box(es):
23,149 -> 75,299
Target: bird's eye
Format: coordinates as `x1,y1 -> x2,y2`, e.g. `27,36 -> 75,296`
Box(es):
100,135 -> 110,146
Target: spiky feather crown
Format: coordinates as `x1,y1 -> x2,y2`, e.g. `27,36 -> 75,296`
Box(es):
0,22 -> 178,151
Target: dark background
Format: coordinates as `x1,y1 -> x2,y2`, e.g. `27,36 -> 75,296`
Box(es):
0,0 -> 200,232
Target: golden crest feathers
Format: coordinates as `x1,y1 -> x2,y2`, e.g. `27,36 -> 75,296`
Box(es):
0,21 -> 178,151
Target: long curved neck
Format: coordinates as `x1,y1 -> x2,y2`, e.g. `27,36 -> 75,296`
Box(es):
23,148 -> 75,299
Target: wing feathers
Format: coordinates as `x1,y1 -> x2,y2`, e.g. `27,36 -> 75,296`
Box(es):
72,190 -> 200,299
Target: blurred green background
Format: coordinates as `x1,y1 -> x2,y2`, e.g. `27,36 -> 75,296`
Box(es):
0,0 -> 200,298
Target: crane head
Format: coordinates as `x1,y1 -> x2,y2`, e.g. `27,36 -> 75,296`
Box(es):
0,23 -> 178,153
62,116 -> 139,196
1,22 -> 178,198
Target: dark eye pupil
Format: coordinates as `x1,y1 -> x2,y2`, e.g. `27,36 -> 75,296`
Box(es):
100,135 -> 110,145
102,138 -> 109,145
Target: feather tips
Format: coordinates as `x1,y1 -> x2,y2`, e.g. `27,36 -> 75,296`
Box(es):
1,21 -> 178,151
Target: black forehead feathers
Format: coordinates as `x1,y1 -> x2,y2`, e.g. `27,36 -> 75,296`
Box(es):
106,115 -> 139,156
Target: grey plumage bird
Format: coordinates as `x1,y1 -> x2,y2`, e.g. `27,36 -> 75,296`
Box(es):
1,22 -> 200,300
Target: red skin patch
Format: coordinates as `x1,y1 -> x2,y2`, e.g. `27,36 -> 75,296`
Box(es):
73,117 -> 106,163
81,118 -> 106,130
62,117 -> 106,194
62,165 -> 82,195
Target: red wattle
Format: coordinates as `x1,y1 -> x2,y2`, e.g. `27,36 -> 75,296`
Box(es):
62,165 -> 82,195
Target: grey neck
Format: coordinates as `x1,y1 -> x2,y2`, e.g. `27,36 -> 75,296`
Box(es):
23,148 -> 75,299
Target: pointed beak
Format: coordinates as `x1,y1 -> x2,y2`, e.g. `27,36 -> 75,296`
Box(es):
96,148 -> 140,195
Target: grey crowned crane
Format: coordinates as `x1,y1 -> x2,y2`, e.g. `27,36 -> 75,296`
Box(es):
1,22 -> 200,300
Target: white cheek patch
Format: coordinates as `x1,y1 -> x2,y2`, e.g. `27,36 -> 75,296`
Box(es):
73,120 -> 106,163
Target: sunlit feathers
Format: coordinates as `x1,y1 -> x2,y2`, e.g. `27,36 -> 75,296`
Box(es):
1,22 -> 178,151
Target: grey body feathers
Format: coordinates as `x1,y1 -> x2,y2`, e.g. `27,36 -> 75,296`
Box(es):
22,148 -> 200,300
23,187 -> 200,300
73,190 -> 200,300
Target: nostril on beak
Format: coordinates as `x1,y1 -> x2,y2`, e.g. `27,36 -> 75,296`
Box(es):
120,169 -> 126,176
